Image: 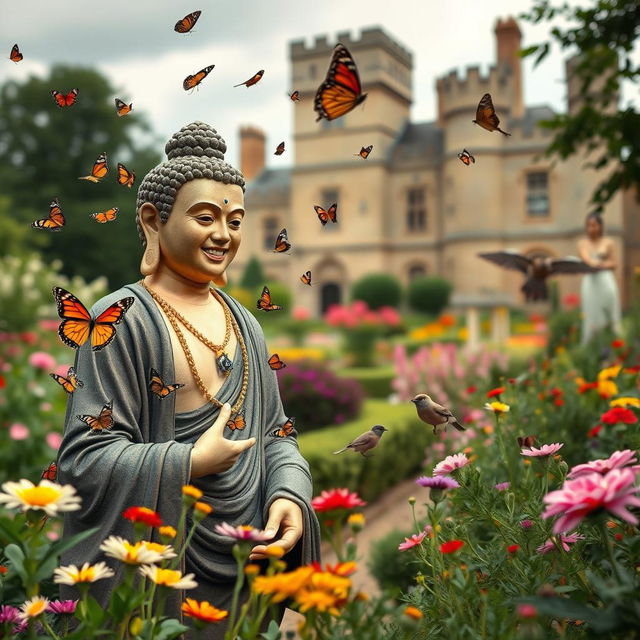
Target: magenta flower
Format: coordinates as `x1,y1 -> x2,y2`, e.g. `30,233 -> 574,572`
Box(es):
0,605 -> 20,624
433,453 -> 469,476
47,600 -> 78,615
567,450 -> 640,479
416,476 -> 460,490
28,351 -> 56,371
520,519 -> 533,530
521,443 -> 564,458
542,468 -> 640,533
536,533 -> 584,554
214,522 -> 272,542
494,482 -> 510,491
46,432 -> 63,450
398,532 -> 426,551
9,423 -> 29,440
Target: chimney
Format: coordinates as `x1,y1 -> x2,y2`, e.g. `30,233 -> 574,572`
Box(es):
239,126 -> 266,182
494,17 -> 524,119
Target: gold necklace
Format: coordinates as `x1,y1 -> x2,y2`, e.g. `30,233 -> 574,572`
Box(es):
140,281 -> 249,415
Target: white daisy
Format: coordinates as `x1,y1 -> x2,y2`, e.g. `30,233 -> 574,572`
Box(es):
0,479 -> 81,517
53,561 -> 114,585
138,564 -> 198,590
99,536 -> 166,565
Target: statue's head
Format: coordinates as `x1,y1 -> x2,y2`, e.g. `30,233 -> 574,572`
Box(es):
136,122 -> 246,286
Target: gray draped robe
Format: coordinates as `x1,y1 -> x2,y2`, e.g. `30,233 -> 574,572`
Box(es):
57,282 -> 321,635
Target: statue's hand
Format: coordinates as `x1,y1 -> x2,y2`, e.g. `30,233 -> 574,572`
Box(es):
249,498 -> 303,561
190,403 -> 255,478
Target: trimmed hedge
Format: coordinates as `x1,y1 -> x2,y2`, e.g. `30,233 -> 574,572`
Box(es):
407,276 -> 452,314
299,399 -> 432,501
335,366 -> 395,399
350,273 -> 403,310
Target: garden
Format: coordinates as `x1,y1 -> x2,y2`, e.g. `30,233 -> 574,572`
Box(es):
1,253 -> 639,639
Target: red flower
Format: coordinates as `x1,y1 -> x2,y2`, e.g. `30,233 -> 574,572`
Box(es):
624,365 -> 640,374
507,544 -> 520,554
0,375 -> 5,390
601,407 -> 638,425
122,506 -> 163,528
0,565 -> 7,574
486,387 -> 505,399
311,489 -> 366,513
614,533 -> 623,541
439,540 -> 464,554
553,396 -> 565,407
578,382 -> 598,394
611,339 -> 625,349
466,385 -> 478,395
588,425 -> 602,438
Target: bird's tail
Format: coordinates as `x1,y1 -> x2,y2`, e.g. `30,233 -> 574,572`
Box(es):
332,447 -> 348,455
521,278 -> 548,301
450,419 -> 466,431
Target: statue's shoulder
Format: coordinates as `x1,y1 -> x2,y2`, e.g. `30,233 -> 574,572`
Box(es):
89,282 -> 149,325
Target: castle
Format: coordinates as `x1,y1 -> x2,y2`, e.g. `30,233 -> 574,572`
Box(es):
229,19 -> 639,315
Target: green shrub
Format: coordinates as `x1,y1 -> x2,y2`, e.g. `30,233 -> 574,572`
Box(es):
546,309 -> 581,355
407,277 -> 452,315
336,367 -> 395,398
368,528 -> 420,596
252,281 -> 292,322
350,273 -> 402,310
299,400 -> 432,501
240,255 -> 266,289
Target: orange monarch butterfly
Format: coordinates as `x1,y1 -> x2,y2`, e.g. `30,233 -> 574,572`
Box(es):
183,64 -> 215,91
226,410 -> 246,431
274,141 -> 285,156
273,228 -> 291,253
31,198 -> 65,231
117,163 -> 135,188
458,149 -> 475,165
234,69 -> 264,88
256,286 -> 282,312
49,366 -> 84,394
149,368 -> 185,399
300,271 -> 312,286
314,44 -> 367,122
41,461 -> 57,482
354,145 -> 373,159
91,207 -> 119,224
77,400 -> 114,432
473,93 -> 511,136
517,435 -> 537,448
314,203 -> 337,226
268,353 -> 286,370
9,44 -> 23,63
270,417 -> 295,438
289,91 -> 300,102
174,10 -> 201,33
115,98 -> 132,116
79,152 -> 108,182
51,88 -> 78,107
52,286 -> 135,351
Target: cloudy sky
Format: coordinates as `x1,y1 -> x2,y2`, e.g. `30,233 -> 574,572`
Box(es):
1,0 -> 637,169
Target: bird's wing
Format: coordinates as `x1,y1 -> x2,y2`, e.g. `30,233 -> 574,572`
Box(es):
478,251 -> 531,274
348,432 -> 376,448
549,257 -> 599,275
431,402 -> 453,418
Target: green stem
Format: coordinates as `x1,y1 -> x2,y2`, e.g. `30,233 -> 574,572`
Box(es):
41,617 -> 61,640
493,413 -> 513,486
225,546 -> 248,640
598,519 -> 623,582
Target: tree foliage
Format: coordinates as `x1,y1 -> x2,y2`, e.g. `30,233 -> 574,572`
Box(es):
240,254 -> 266,289
350,273 -> 403,309
0,65 -> 162,287
519,0 -> 640,210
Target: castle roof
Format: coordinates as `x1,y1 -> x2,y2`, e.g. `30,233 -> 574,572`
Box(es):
388,121 -> 443,167
244,168 -> 291,208
512,105 -> 556,136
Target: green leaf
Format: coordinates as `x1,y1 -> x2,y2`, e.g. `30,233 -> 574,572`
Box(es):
519,45 -> 542,59
260,619 -> 283,640
0,516 -> 24,546
154,618 -> 190,640
4,543 -> 28,583
85,595 -> 106,626
37,526 -> 99,569
534,42 -> 550,67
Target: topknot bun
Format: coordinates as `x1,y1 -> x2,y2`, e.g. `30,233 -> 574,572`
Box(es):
165,121 -> 226,161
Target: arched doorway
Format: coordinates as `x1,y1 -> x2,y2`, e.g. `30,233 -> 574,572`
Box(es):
320,282 -> 342,315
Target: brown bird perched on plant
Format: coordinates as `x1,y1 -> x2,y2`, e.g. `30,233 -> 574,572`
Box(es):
411,394 -> 465,435
333,424 -> 388,457
478,250 -> 599,302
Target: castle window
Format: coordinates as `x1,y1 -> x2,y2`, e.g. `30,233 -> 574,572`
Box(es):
526,171 -> 550,217
407,187 -> 427,232
408,264 -> 427,280
263,216 -> 280,250
320,188 -> 339,231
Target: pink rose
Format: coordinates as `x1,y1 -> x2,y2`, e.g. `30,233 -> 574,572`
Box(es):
9,423 -> 30,440
292,307 -> 311,321
46,432 -> 63,450
28,352 -> 56,371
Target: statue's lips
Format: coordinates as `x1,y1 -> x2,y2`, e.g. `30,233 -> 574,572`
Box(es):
202,248 -> 227,262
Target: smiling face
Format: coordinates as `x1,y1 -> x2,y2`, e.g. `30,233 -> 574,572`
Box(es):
156,179 -> 245,285
586,216 -> 603,240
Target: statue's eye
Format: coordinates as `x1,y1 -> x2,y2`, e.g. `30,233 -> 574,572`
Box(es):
230,219 -> 242,229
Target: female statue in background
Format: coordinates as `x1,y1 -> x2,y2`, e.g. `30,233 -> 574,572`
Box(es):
57,122 -> 321,638
577,212 -> 622,345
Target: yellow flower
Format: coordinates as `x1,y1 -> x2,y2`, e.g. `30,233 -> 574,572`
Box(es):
99,536 -> 168,565
159,525 -> 177,539
404,606 -> 423,621
610,397 -> 640,408
194,501 -> 213,516
252,567 -> 314,602
263,545 -> 285,559
19,596 -> 49,620
53,561 -> 114,585
182,485 -> 203,500
129,617 -> 143,636
244,564 -> 261,576
295,589 -> 342,615
139,565 -> 198,589
597,379 -> 619,398
308,571 -> 351,599
347,513 -> 365,531
484,401 -> 510,414
0,479 -> 81,517
140,541 -> 176,560
598,365 -> 622,381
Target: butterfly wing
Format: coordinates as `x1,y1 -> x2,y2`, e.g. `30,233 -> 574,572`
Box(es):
274,142 -> 285,156
90,297 -> 135,351
257,286 -> 272,311
41,462 -> 57,481
10,44 -> 23,62
52,89 -> 78,107
149,367 -> 184,398
327,203 -> 338,223
300,271 -> 312,286
77,400 -> 114,432
290,91 -> 300,101
91,152 -> 108,179
117,163 -> 135,187
52,287 -> 92,349
115,98 -> 132,116
226,410 -> 246,431
31,198 -> 65,231
273,228 -> 291,253
474,93 -> 500,131
91,207 -> 118,224
174,10 -> 201,33
270,417 -> 295,438
314,206 -> 329,226
50,365 -> 83,394
183,65 -> 215,90
268,353 -> 286,370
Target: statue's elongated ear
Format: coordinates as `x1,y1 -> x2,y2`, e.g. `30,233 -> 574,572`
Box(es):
138,203 -> 161,276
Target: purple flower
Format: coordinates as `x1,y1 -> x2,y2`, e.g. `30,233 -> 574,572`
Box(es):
47,600 -> 78,615
495,482 -> 510,491
537,533 -> 584,554
0,605 -> 20,624
520,519 -> 534,529
214,522 -> 272,542
416,476 -> 460,490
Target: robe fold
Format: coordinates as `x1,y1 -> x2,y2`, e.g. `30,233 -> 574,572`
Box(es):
57,282 -> 321,630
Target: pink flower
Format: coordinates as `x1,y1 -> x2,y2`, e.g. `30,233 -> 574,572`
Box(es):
0,605 -> 20,624
47,600 -> 78,615
39,320 -> 60,332
9,423 -> 29,440
416,476 -> 460,490
542,468 -> 640,533
536,533 -> 584,554
292,307 -> 311,321
433,453 -> 469,476
517,604 -> 538,619
28,351 -> 56,371
311,488 -> 366,512
568,450 -> 640,479
520,519 -> 533,529
46,432 -> 63,450
213,522 -> 272,542
398,532 -> 426,551
495,482 -> 510,491
521,443 -> 564,458
54,364 -> 72,378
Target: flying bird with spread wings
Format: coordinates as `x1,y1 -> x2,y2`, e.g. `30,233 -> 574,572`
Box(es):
478,250 -> 599,301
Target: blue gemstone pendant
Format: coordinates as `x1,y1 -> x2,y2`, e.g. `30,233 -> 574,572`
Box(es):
217,351 -> 233,376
